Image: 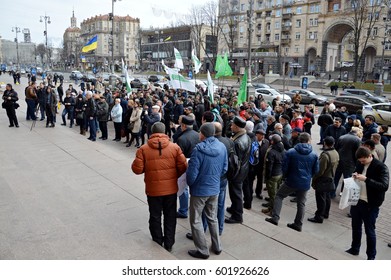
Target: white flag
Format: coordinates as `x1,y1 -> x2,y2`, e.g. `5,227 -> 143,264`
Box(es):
207,70 -> 214,103
174,48 -> 184,69
161,59 -> 169,74
191,49 -> 202,74
121,59 -> 131,93
167,67 -> 196,92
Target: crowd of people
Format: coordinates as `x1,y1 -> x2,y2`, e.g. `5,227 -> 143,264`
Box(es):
2,74 -> 390,259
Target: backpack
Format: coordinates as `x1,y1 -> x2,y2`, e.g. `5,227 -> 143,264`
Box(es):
249,140 -> 260,166
226,141 -> 241,181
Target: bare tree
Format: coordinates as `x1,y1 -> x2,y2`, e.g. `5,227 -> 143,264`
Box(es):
36,43 -> 46,65
347,0 -> 383,81
202,0 -> 220,70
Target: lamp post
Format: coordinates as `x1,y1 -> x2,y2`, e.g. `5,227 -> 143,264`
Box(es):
110,0 -> 122,73
155,30 -> 163,72
11,26 -> 21,70
376,22 -> 391,95
40,13 -> 51,69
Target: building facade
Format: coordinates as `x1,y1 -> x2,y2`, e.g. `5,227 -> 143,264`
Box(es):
218,0 -> 391,82
140,25 -> 217,73
0,39 -> 37,67
63,11 -> 82,68
79,14 -> 140,71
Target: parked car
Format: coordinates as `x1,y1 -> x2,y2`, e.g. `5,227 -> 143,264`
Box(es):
362,103 -> 391,126
341,88 -> 389,103
252,83 -> 272,89
332,96 -> 374,115
70,70 -> 83,80
130,78 -> 148,89
255,88 -> 291,104
286,89 -> 328,105
148,75 -> 164,82
82,73 -> 97,83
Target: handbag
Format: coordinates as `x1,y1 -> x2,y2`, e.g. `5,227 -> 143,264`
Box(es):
339,177 -> 361,209
76,112 -> 84,120
14,103 -> 20,109
127,121 -> 135,131
314,152 -> 335,192
1,102 -> 5,109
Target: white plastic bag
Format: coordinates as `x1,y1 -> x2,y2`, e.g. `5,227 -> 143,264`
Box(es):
339,177 -> 361,209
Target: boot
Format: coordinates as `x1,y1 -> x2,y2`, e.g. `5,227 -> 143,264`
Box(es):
82,129 -> 86,135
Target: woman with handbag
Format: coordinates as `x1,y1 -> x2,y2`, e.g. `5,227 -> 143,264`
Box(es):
2,83 -> 19,127
308,136 -> 339,223
123,100 -> 134,144
126,100 -> 142,148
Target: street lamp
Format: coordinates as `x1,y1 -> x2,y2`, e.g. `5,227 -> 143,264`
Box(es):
110,0 -> 122,73
11,26 -> 21,70
40,13 -> 51,69
155,30 -> 163,72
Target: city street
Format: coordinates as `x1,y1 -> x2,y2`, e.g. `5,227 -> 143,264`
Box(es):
0,74 -> 390,260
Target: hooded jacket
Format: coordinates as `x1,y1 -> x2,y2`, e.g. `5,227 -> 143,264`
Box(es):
132,133 -> 187,196
186,137 -> 228,197
283,143 -> 319,190
265,142 -> 285,179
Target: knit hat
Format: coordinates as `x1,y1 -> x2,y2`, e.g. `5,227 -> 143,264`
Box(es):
152,105 -> 160,110
270,134 -> 282,143
151,122 -> 165,134
323,136 -> 335,147
182,116 -> 194,125
279,114 -> 290,122
200,123 -> 215,138
233,116 -> 246,128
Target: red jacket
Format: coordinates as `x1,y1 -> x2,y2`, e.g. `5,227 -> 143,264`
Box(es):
132,133 -> 187,196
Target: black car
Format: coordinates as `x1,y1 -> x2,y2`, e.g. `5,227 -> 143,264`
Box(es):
332,96 -> 374,115
148,75 -> 163,83
82,73 -> 97,83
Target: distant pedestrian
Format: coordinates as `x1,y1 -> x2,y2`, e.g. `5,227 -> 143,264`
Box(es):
2,83 -> 19,127
131,122 -> 187,252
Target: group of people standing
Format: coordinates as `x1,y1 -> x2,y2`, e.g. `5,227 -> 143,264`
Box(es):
130,86 -> 389,260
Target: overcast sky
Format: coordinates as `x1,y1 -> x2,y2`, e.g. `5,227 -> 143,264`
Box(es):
1,0 -> 213,47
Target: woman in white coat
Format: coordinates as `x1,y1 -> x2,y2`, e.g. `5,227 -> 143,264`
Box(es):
110,98 -> 123,141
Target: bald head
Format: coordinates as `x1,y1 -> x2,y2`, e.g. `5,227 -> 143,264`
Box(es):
214,122 -> 223,136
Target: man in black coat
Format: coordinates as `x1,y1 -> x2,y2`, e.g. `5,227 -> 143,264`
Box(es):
226,116 -> 251,224
162,95 -> 174,137
323,117 -> 346,142
176,116 -> 200,219
346,146 -> 389,260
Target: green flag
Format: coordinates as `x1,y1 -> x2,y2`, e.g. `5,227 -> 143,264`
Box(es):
215,53 -> 233,79
214,55 -> 223,72
237,69 -> 248,105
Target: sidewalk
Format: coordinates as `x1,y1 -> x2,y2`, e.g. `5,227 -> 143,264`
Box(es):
0,75 -> 390,260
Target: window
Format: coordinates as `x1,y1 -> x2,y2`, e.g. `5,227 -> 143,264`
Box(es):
295,45 -> 299,53
296,19 -> 301,28
333,4 -> 339,11
373,27 -> 378,36
309,4 -> 320,13
275,21 -> 280,29
309,18 -> 318,26
241,3 -> 245,11
296,7 -> 302,14
286,8 -> 292,14
385,42 -> 391,50
275,33 -> 280,41
276,10 -> 281,17
240,26 -> 244,34
256,12 -> 262,19
309,32 -> 314,39
296,32 -> 301,40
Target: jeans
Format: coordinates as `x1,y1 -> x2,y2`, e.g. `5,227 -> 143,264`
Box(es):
202,178 -> 227,235
350,200 -> 379,260
271,182 -> 307,227
61,108 -> 74,126
89,117 -> 96,140
26,99 -> 37,120
39,101 -> 45,120
177,187 -> 189,217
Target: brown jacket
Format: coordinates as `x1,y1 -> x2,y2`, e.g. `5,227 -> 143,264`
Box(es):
132,133 -> 187,196
25,85 -> 37,100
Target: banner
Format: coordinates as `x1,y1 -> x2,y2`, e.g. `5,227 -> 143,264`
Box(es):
207,70 -> 214,103
121,59 -> 132,93
174,48 -> 184,69
166,67 -> 196,92
191,49 -> 202,74
237,69 -> 248,105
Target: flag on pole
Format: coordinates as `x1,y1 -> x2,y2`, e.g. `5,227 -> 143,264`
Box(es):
215,53 -> 233,79
191,49 -> 202,74
121,59 -> 132,93
174,48 -> 184,69
161,59 -> 169,74
237,69 -> 248,105
164,36 -> 171,42
166,67 -> 196,92
81,35 -> 98,53
214,55 -> 223,72
207,70 -> 214,103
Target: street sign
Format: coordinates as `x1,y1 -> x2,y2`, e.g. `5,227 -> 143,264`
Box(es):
301,77 -> 308,89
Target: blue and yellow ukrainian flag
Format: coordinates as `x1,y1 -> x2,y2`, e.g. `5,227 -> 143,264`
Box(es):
82,35 -> 98,53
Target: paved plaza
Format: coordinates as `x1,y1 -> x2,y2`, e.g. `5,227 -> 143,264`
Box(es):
0,74 -> 390,260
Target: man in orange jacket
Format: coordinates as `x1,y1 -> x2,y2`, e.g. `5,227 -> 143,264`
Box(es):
132,122 -> 187,252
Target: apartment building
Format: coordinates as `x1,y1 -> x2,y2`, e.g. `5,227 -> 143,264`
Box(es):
218,0 -> 391,81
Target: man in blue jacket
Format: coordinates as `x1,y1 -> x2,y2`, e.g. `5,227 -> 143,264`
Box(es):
266,132 -> 319,232
186,123 -> 228,259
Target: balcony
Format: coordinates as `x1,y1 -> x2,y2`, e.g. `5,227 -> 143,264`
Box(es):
282,13 -> 293,19
282,25 -> 292,32
281,38 -> 291,45
283,1 -> 294,7
259,40 -> 276,48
